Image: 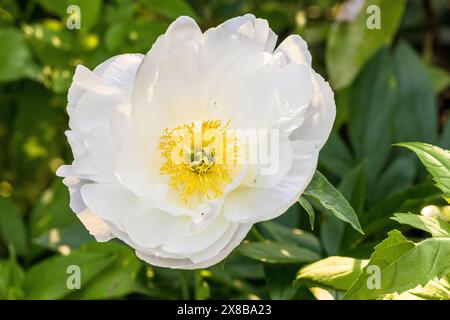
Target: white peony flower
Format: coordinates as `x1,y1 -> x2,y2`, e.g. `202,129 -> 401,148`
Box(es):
57,14 -> 336,269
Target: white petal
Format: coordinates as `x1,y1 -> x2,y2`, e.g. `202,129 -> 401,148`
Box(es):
188,222 -> 239,263
224,141 -> 318,223
275,34 -> 312,66
244,135 -> 294,189
60,177 -> 114,242
80,183 -> 137,231
68,65 -> 120,107
132,16 -> 202,120
162,213 -> 230,255
61,176 -> 87,214
273,63 -> 313,115
135,223 -> 252,269
93,54 -> 144,94
123,207 -> 186,248
217,14 -> 277,52
78,208 -> 114,242
290,71 -> 336,148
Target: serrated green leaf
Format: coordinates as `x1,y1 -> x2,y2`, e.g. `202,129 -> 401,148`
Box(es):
345,231 -> 450,299
409,276 -> 450,300
392,212 -> 450,238
396,142 -> 450,202
303,171 -> 363,234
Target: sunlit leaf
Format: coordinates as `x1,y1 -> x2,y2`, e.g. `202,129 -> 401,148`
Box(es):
298,256 -> 369,293
303,171 -> 363,234
345,230 -> 450,299
392,212 -> 450,238
396,142 -> 450,202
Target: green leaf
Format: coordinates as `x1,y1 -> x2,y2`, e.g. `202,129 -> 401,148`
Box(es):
394,43 -> 437,144
326,0 -> 405,89
298,197 -> 315,230
238,241 -> 321,264
318,132 -> 354,178
306,283 -> 344,300
70,242 -> 142,299
441,120 -> 450,150
24,251 -> 115,299
0,248 -> 25,300
0,196 -> 27,255
104,19 -> 168,54
10,85 -> 66,181
371,156 -> 416,204
264,264 -> 299,300
303,171 -> 363,234
348,47 -> 397,183
409,276 -> 450,300
345,230 -> 450,299
194,270 -> 211,300
298,256 -> 368,291
320,212 -> 345,256
37,0 -> 102,30
392,213 -> 450,238
32,223 -> 94,252
29,179 -> 77,238
339,162 -> 366,215
0,27 -> 31,82
395,142 -> 450,202
427,65 -> 450,94
260,221 -> 322,254
344,230 -> 414,299
138,0 -> 199,20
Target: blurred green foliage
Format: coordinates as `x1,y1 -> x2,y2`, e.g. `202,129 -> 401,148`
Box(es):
0,0 -> 449,300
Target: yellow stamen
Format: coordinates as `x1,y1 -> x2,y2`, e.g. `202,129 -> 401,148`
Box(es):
159,119 -> 241,202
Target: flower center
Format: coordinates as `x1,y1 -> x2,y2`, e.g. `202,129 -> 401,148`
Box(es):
159,119 -> 241,202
